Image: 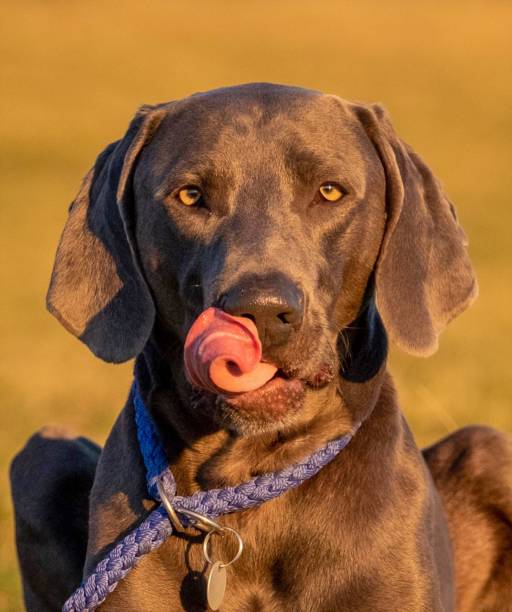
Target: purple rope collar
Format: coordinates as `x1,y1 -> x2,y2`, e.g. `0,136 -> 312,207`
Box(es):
63,381 -> 357,611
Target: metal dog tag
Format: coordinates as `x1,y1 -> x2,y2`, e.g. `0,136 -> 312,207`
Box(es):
206,561 -> 227,610
203,525 -> 243,610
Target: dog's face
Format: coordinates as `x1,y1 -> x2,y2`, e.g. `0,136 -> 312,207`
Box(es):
47,84 -> 477,433
134,87 -> 386,424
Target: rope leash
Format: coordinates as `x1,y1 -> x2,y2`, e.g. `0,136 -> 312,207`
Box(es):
63,382 -> 356,611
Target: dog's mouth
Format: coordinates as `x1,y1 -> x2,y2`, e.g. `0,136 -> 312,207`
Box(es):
220,366 -> 300,398
216,367 -> 306,419
184,307 -> 321,420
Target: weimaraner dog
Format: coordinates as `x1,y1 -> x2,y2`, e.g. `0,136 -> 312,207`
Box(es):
11,83 -> 512,611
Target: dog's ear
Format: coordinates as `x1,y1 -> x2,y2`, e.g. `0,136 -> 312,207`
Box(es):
47,104 -> 168,363
352,103 -> 478,356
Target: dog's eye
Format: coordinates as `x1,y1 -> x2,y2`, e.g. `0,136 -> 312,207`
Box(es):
177,187 -> 202,206
319,183 -> 344,202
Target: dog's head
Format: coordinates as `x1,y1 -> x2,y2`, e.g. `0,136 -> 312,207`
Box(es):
47,83 -> 477,432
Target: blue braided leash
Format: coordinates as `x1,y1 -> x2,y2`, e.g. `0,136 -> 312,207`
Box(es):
63,382 -> 357,611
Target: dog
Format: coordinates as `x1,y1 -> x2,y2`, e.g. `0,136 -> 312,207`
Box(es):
10,83 -> 512,611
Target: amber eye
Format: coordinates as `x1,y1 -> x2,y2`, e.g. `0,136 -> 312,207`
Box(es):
319,183 -> 344,202
177,186 -> 202,206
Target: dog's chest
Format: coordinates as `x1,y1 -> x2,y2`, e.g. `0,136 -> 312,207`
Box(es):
105,527 -> 342,611
100,497 -> 370,611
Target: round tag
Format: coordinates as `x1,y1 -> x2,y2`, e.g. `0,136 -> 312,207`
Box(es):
207,561 -> 227,610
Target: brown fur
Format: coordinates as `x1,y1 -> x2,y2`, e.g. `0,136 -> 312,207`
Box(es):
10,84 -> 512,611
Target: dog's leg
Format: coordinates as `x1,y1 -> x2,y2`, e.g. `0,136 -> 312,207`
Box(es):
10,426 -> 100,611
424,425 -> 512,612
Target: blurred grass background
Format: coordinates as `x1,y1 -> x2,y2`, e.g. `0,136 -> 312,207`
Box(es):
1,0 -> 511,608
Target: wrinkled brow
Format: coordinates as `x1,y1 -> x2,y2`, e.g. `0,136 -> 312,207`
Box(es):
155,160 -> 235,198
284,147 -> 342,185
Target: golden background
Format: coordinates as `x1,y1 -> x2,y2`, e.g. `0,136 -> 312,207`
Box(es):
1,1 -> 511,608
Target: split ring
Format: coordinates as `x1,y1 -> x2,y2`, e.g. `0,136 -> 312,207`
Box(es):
203,526 -> 244,568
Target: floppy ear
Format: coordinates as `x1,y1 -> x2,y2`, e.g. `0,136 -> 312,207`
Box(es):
46,104 -> 168,363
352,103 -> 478,356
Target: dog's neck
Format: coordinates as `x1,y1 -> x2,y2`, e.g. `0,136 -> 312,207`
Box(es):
135,297 -> 388,495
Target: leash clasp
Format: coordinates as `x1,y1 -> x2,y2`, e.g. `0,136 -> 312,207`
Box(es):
157,480 -> 225,534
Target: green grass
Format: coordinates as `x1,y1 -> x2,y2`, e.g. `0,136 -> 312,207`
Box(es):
1,1 -> 511,608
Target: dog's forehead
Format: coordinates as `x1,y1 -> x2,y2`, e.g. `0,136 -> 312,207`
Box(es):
151,85 -> 362,162
179,83 -> 331,127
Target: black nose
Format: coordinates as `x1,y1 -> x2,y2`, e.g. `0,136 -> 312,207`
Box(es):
218,275 -> 304,349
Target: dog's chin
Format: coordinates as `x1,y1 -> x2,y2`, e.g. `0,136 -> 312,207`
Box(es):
187,357 -> 336,435
213,373 -> 307,434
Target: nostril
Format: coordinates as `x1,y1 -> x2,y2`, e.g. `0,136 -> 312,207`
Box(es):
277,312 -> 291,325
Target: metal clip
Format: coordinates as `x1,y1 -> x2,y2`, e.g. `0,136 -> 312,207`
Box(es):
157,479 -> 225,534
157,480 -> 186,532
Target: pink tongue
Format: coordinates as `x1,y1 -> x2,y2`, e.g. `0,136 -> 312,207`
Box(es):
184,307 -> 278,394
